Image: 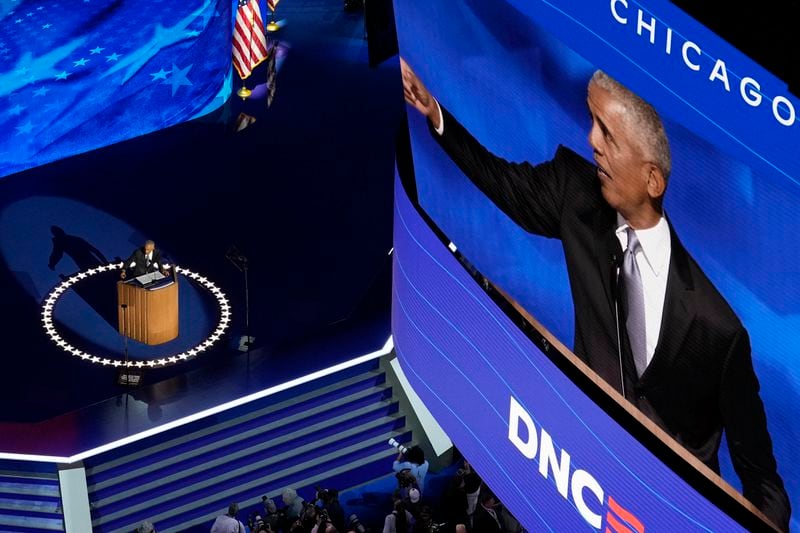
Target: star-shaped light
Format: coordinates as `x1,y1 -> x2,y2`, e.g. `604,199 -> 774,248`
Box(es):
42,264 -> 231,369
42,23 -> 52,29
8,104 -> 25,115
15,121 -> 33,134
55,70 -> 70,80
73,57 -> 89,67
33,86 -> 50,96
15,18 -> 22,23
90,46 -> 104,54
106,52 -> 121,62
163,63 -> 194,96
150,68 -> 169,81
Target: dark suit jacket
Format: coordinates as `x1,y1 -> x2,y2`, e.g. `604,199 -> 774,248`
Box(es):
431,106 -> 790,529
471,505 -> 503,533
125,247 -> 166,277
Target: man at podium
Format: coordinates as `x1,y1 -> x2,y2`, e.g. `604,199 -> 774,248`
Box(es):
120,240 -> 170,280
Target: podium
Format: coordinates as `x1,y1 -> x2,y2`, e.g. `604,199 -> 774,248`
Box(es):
117,274 -> 179,345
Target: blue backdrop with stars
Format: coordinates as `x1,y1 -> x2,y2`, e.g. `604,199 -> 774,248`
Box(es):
0,0 -> 232,178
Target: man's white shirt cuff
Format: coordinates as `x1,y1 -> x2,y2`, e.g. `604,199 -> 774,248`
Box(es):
433,99 -> 444,136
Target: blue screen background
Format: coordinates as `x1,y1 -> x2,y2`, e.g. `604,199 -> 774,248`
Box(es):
395,0 -> 800,527
0,0 -> 233,178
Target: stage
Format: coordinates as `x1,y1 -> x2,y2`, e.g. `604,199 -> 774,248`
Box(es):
0,0 -> 401,460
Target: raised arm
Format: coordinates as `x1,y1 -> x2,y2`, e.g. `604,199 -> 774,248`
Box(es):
401,57 -> 570,238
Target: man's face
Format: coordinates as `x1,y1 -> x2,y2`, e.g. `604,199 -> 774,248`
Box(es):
145,243 -> 155,254
587,83 -> 652,216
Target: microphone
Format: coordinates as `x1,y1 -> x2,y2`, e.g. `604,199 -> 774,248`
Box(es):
609,235 -> 626,398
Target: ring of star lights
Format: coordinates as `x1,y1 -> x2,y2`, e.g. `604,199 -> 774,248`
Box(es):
41,263 -> 232,369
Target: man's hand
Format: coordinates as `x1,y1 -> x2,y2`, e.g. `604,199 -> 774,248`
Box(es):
401,57 -> 441,130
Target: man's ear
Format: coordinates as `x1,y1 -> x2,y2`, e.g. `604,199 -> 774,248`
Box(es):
645,163 -> 666,200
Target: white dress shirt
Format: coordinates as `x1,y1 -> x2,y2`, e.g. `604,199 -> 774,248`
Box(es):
129,250 -> 170,270
616,214 -> 671,368
432,100 -> 671,368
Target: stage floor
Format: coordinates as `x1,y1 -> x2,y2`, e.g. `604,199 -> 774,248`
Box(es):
0,0 -> 401,436
0,313 -> 391,460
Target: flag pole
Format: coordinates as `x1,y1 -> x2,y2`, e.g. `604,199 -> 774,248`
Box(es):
267,2 -> 280,32
237,5 -> 255,99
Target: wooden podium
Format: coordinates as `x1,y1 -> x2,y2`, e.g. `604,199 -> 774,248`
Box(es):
117,275 -> 179,345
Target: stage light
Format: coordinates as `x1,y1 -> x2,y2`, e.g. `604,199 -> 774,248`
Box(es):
41,264 -> 232,370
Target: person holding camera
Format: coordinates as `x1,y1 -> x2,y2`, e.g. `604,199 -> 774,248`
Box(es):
392,445 -> 429,493
316,487 -> 346,533
383,499 -> 414,533
442,460 -> 481,529
310,506 -> 341,533
261,497 -> 281,532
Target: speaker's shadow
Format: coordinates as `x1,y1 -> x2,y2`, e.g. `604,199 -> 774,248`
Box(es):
47,225 -> 119,329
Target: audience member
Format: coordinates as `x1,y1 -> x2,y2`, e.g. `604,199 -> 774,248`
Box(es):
441,460 -> 481,528
262,497 -> 281,531
316,488 -> 347,533
223,460 -> 521,533
471,491 -> 503,533
137,520 -> 156,533
393,446 -> 430,493
210,503 -> 246,533
282,488 -> 306,521
383,499 -> 414,533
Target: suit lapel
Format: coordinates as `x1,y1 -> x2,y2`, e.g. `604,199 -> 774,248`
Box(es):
640,222 -> 696,385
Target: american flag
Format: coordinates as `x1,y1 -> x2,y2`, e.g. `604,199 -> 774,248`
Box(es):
233,0 -> 267,80
267,0 -> 280,12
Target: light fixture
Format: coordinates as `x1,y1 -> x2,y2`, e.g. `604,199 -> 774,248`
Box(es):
41,264 -> 232,369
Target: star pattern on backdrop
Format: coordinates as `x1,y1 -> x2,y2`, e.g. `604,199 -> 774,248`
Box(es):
0,0 -> 232,178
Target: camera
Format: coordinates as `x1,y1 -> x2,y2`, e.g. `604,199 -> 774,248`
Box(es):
388,437 -> 408,455
348,514 -> 366,533
248,511 -> 265,531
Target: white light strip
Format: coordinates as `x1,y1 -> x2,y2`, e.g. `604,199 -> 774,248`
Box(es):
0,336 -> 393,464
0,452 -> 71,462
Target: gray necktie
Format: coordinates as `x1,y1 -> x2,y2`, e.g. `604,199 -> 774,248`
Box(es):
623,228 -> 648,377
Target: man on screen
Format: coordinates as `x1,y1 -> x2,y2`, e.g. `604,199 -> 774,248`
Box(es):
120,240 -> 170,280
400,58 -> 790,529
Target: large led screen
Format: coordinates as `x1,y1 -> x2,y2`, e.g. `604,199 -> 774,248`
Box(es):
0,0 -> 232,178
393,0 -> 799,531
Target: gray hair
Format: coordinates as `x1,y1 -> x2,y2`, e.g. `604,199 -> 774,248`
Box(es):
589,70 -> 671,181
282,488 -> 298,503
145,239 -> 155,246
